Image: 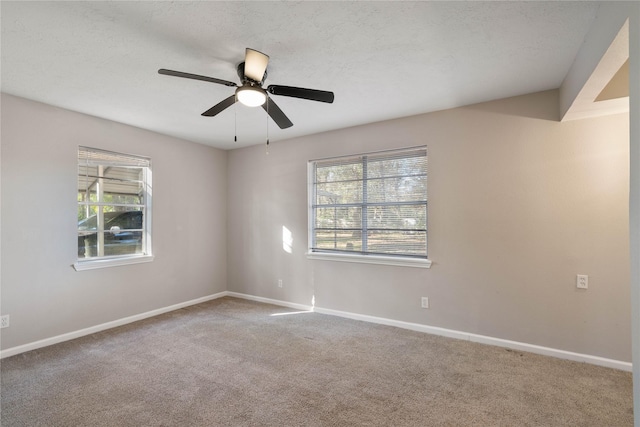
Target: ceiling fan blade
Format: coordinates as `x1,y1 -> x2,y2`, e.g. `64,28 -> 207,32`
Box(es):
262,96 -> 293,129
243,48 -> 269,83
158,69 -> 237,87
267,85 -> 334,103
201,95 -> 237,117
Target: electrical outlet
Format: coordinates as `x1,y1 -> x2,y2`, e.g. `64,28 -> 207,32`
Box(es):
1,315 -> 9,329
421,297 -> 429,309
576,274 -> 588,289
278,279 -> 283,288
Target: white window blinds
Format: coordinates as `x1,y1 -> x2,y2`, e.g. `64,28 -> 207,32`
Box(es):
310,147 -> 427,258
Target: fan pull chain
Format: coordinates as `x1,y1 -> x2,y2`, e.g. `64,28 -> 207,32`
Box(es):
265,98 -> 270,155
234,95 -> 238,143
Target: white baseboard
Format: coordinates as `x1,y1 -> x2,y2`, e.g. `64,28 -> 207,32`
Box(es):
0,292 -> 228,359
313,306 -> 633,372
2,291 -> 632,372
223,293 -> 632,371
226,292 -> 314,311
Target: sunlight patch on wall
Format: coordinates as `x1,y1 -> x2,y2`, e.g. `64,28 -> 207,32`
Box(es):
282,225 -> 293,253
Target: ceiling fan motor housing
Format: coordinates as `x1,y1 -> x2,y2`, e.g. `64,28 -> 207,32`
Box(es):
237,62 -> 267,85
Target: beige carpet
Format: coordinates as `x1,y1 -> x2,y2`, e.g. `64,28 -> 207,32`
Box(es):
0,297 -> 634,426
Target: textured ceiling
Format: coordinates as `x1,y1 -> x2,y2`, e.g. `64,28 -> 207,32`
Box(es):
1,1 -> 602,149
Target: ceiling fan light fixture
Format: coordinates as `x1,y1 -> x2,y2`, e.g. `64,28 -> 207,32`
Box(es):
159,47 -> 333,129
236,85 -> 266,107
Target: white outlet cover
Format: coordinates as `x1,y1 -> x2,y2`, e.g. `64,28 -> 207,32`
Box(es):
577,275 -> 588,289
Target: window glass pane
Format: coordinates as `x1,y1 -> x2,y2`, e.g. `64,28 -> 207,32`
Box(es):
77,209 -> 144,258
316,181 -> 362,205
367,176 -> 426,203
367,153 -> 427,178
366,230 -> 427,256
314,207 -> 362,230
367,205 -> 427,230
78,165 -> 97,202
78,231 -> 143,258
78,166 -> 143,204
102,169 -> 144,196
315,162 -> 362,183
313,230 -> 363,252
78,208 -> 143,231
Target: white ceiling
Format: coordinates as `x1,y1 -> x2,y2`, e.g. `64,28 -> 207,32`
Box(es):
1,1 -> 602,150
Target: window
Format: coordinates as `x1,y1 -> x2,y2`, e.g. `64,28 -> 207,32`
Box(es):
308,146 -> 429,267
74,146 -> 152,270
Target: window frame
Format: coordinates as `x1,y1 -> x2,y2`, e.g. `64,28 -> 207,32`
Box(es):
73,146 -> 153,271
307,146 -> 431,269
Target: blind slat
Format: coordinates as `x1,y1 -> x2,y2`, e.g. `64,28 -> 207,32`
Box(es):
79,146 -> 150,168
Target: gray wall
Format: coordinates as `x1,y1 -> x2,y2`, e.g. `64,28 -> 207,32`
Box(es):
1,89 -> 631,363
227,90 -> 631,362
0,94 -> 228,350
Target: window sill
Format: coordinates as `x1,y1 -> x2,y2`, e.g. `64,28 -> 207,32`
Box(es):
73,254 -> 154,271
306,251 -> 431,268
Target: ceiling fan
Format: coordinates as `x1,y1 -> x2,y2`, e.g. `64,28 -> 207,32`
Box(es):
158,48 -> 334,129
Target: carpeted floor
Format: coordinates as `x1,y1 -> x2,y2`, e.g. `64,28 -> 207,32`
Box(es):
0,297 -> 634,426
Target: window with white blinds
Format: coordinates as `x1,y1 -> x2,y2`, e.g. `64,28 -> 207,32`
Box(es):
309,147 -> 427,260
76,146 -> 152,268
